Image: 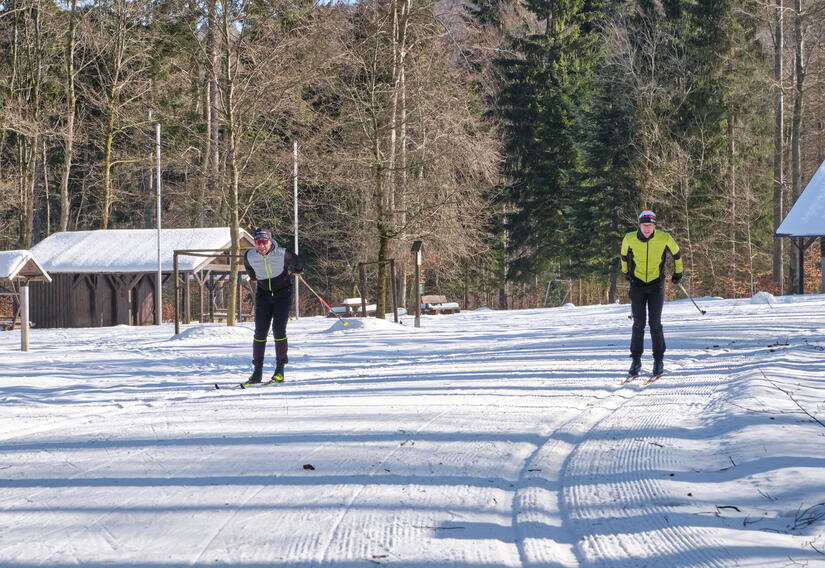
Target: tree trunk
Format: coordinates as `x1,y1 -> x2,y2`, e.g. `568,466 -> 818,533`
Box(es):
791,0 -> 804,293
608,218 -> 620,304
100,3 -> 127,230
773,0 -> 785,292
222,1 -> 238,326
208,0 -> 220,227
728,113 -> 736,297
375,128 -> 389,319
22,1 -> 44,248
101,122 -> 115,229
60,0 -> 77,232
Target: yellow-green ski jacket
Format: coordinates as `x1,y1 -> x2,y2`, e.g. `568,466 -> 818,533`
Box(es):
621,229 -> 683,286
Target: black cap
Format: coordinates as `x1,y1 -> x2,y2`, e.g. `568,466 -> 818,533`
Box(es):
254,228 -> 272,241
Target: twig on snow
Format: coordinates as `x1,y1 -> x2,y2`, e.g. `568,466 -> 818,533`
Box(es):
789,502 -> 825,531
759,369 -> 825,429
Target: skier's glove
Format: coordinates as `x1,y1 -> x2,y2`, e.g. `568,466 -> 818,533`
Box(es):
671,273 -> 683,285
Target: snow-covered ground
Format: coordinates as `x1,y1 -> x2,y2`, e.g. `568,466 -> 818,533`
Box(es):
1,294 -> 825,567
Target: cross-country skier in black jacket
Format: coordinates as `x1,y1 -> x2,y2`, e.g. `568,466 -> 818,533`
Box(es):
243,227 -> 304,384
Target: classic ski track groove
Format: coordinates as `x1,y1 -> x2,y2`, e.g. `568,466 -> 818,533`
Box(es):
512,373 -> 641,567
564,358 -> 747,567
314,405 -> 457,566
513,355 -> 753,567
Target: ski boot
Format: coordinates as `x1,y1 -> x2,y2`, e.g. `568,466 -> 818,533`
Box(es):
628,357 -> 642,377
652,358 -> 664,377
242,366 -> 263,387
269,367 -> 285,384
620,357 -> 642,385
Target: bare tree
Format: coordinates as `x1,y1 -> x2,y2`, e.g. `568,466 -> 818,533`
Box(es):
209,0 -> 329,324
83,0 -> 151,229
320,0 -> 499,315
59,0 -> 79,232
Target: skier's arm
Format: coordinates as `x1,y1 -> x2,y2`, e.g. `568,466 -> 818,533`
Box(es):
243,250 -> 257,282
285,250 -> 304,274
620,235 -> 630,279
668,236 -> 684,282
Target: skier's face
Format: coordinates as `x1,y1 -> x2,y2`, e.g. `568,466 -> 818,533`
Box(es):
639,222 -> 656,238
255,239 -> 272,254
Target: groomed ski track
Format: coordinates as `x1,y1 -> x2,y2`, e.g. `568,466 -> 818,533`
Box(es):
1,299 -> 824,566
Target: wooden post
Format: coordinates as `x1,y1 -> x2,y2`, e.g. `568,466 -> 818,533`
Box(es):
21,284 -> 29,352
155,122 -> 163,325
797,238 -> 804,294
184,272 -> 191,324
236,274 -> 242,321
359,263 -> 368,318
821,237 -> 825,294
209,272 -> 215,322
174,251 -> 180,335
389,259 -> 398,323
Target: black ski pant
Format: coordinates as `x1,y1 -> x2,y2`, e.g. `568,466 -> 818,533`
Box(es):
252,287 -> 292,371
629,281 -> 665,360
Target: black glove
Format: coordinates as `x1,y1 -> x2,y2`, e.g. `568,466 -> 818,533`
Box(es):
671,273 -> 683,285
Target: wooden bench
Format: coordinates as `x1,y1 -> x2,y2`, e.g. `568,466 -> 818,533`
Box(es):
421,294 -> 460,315
328,298 -> 376,317
206,312 -> 252,323
0,318 -> 35,331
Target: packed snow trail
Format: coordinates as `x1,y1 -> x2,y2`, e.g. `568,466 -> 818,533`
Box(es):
1,296 -> 824,566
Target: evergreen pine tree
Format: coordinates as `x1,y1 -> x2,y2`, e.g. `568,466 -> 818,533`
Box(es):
496,0 -> 605,280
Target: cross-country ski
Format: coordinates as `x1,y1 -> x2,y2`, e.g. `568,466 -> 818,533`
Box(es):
642,373 -> 665,386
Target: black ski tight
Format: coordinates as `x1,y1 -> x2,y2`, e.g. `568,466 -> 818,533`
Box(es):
252,288 -> 292,369
629,282 -> 665,359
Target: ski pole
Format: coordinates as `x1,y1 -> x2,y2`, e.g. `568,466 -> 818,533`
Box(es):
298,275 -> 349,325
678,282 -> 707,315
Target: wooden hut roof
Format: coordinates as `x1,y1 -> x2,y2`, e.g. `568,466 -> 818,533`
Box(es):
777,159 -> 825,237
0,250 -> 51,282
30,228 -> 254,274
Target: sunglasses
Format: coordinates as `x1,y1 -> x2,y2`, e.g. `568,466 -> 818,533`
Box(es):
254,238 -> 270,246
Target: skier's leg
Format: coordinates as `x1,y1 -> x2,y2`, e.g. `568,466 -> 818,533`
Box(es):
252,293 -> 275,379
629,284 -> 646,359
648,284 -> 666,361
270,288 -> 293,375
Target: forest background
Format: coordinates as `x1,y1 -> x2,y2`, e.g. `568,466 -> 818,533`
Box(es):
2,0 -> 824,317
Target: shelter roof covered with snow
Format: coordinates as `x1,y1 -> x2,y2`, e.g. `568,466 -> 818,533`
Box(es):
30,228 -> 253,274
0,250 -> 51,282
776,159 -> 825,237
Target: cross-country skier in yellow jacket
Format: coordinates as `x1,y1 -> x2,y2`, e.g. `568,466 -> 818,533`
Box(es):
620,210 -> 683,378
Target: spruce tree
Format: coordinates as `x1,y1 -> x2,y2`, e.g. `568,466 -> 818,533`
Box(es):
496,0 -> 604,281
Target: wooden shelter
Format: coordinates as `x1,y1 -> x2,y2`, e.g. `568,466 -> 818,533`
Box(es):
776,159 -> 825,293
28,228 -> 254,328
0,250 -> 51,350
